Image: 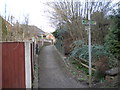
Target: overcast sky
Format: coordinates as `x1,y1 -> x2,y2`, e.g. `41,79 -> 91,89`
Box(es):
0,0 -> 56,33
0,0 -> 119,33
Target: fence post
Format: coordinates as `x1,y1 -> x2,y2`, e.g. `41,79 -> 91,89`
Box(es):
25,42 -> 32,88
0,15 -> 2,88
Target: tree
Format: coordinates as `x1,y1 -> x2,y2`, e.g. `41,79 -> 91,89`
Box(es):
105,8 -> 120,60
48,0 -> 115,55
47,0 -> 115,44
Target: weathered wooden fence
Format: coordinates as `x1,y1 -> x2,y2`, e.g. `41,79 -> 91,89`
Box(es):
0,43 -> 2,89
1,41 -> 35,88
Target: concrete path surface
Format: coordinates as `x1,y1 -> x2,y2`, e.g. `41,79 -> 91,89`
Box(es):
38,45 -> 88,88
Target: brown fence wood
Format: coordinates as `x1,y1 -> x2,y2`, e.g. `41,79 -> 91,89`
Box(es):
2,42 -> 25,88
0,43 -> 2,88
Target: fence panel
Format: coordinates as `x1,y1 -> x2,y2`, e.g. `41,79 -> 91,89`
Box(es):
2,42 -> 25,88
0,43 -> 2,89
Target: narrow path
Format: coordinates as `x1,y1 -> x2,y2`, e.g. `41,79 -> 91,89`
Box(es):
38,45 -> 87,88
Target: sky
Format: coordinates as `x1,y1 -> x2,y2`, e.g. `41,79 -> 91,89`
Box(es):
0,0 -> 119,33
0,0 -> 56,33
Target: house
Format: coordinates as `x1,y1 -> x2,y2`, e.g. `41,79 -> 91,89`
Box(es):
46,33 -> 56,43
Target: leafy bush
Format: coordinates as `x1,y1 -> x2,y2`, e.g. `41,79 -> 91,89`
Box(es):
69,40 -> 117,68
70,40 -> 109,61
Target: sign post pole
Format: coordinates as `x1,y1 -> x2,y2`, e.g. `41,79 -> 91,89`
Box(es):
88,1 -> 92,87
82,1 -> 96,87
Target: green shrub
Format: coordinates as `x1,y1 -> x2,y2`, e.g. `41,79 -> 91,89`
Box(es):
69,40 -> 117,68
70,40 -> 109,62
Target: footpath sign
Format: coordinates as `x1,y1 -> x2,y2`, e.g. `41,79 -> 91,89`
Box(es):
82,20 -> 96,25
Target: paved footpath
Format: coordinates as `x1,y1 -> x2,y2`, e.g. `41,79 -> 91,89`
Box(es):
38,45 -> 88,88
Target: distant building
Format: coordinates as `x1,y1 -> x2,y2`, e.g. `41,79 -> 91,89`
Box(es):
46,33 -> 56,43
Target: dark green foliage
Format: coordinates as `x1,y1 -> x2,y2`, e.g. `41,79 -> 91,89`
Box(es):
105,9 -> 120,60
69,40 -> 118,81
52,28 -> 66,41
52,28 -> 65,54
69,40 -> 118,69
70,40 -> 110,62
